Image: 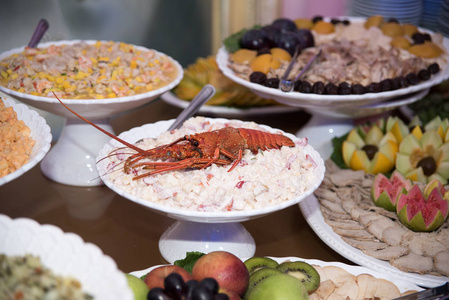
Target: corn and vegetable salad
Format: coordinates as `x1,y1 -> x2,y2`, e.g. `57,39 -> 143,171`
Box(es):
0,41 -> 179,99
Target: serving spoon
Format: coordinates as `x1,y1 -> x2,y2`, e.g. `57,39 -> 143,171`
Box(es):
28,18 -> 49,48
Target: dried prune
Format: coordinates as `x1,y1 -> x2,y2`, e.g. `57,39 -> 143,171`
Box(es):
418,69 -> 431,81
265,78 -> 280,88
342,19 -> 350,26
367,82 -> 382,93
412,32 -> 431,44
257,47 -> 271,55
428,63 -> 440,74
312,81 -> 325,94
312,15 -> 323,23
299,81 -> 313,93
397,76 -> 410,88
351,84 -> 366,94
330,19 -> 340,25
295,29 -> 315,48
380,79 -> 394,91
392,77 -> 402,90
294,80 -> 302,91
324,83 -> 338,94
406,72 -> 420,85
338,82 -> 351,95
249,72 -> 267,85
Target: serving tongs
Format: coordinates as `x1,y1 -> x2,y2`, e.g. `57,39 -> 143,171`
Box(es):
279,48 -> 322,92
393,282 -> 449,300
28,18 -> 49,48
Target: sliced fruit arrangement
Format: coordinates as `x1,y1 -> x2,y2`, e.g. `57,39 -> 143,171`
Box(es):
396,179 -> 449,232
371,171 -> 412,212
128,252 -> 420,300
333,115 -> 449,185
342,120 -> 398,174
371,173 -> 449,232
172,55 -> 277,108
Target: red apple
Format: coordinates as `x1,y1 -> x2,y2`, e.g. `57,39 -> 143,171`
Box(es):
143,265 -> 192,290
192,251 -> 249,296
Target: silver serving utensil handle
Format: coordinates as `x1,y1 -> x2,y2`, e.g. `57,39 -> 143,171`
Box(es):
279,48 -> 322,92
167,84 -> 216,132
28,19 -> 49,48
279,47 -> 301,92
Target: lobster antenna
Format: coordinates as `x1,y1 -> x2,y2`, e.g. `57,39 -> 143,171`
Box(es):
53,92 -> 147,154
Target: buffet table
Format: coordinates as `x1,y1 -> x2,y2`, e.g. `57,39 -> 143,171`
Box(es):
0,97 -> 353,273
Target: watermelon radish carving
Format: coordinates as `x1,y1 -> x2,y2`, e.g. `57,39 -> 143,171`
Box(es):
396,179 -> 449,232
371,171 -> 412,212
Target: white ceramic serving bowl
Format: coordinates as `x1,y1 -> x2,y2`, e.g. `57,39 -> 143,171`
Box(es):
96,117 -> 325,262
0,40 -> 183,119
216,17 -> 449,110
0,95 -> 52,186
0,40 -> 183,186
0,214 -> 133,300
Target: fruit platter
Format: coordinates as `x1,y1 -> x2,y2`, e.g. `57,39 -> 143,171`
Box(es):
129,251 -> 423,300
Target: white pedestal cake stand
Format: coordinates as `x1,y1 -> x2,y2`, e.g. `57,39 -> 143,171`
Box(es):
96,118 -> 325,263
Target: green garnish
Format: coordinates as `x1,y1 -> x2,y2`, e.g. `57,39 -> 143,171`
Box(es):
330,133 -> 349,169
174,251 -> 205,274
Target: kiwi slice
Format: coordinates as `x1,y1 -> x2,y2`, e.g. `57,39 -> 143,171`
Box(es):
276,261 -> 320,293
244,267 -> 282,299
244,257 -> 280,274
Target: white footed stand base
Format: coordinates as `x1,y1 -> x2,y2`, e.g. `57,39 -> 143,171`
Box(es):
296,113 -> 354,159
159,221 -> 256,263
41,118 -> 114,186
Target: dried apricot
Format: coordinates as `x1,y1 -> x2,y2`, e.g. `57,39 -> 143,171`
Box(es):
231,49 -> 257,64
364,15 -> 383,29
294,18 -> 313,29
402,24 -> 418,37
270,48 -> 292,62
390,36 -> 411,49
408,42 -> 444,58
249,54 -> 280,74
312,21 -> 335,34
381,22 -> 405,37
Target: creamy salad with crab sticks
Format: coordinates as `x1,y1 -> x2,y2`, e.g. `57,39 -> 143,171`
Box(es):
103,117 -> 321,212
